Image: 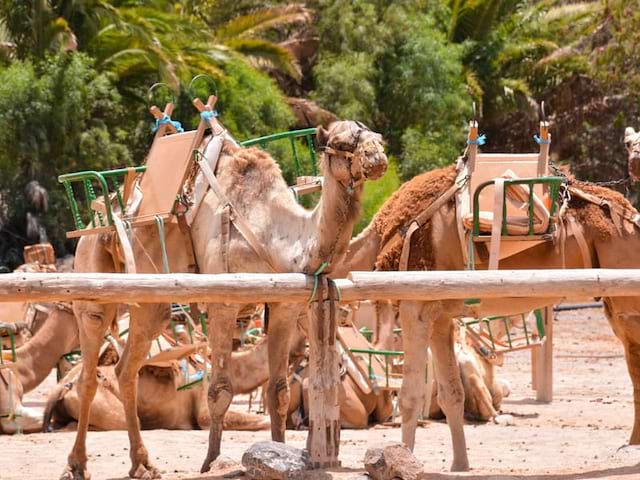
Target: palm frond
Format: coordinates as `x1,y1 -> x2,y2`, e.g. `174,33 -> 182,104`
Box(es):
216,5 -> 310,40
225,37 -> 301,80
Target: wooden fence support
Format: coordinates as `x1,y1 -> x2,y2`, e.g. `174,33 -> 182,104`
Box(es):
306,277 -> 341,468
534,306 -> 554,402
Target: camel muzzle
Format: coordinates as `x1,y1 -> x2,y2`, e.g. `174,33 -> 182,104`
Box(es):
362,152 -> 388,180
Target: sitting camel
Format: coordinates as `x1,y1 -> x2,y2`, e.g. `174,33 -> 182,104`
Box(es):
0,303 -> 79,434
63,120 -> 387,479
43,338 -> 273,432
342,152 -> 640,470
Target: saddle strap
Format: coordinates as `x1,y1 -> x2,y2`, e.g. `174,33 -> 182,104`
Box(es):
394,179 -> 466,270
488,178 -> 505,270
569,186 -> 640,234
567,215 -> 592,268
197,156 -> 281,273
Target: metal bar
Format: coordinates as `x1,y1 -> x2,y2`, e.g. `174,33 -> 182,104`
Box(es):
290,136 -> 301,178
528,183 -> 535,235
239,128 -> 317,147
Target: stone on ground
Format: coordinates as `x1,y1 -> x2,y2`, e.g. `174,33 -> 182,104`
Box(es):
242,441 -> 310,479
364,443 -> 424,480
207,455 -> 246,478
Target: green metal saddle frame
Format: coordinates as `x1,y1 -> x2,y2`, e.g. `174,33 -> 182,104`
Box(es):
59,128 -> 318,232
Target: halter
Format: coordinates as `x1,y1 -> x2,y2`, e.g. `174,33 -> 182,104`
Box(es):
321,123 -> 385,194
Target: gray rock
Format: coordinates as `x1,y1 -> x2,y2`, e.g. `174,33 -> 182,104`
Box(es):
207,455 -> 245,478
364,443 -> 423,480
242,441 -> 310,479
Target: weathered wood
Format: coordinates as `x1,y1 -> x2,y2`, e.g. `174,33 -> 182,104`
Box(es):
306,278 -> 341,468
1,269 -> 640,304
535,306 -> 554,402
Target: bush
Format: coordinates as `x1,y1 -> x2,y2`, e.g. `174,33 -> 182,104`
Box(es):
0,53 -> 129,266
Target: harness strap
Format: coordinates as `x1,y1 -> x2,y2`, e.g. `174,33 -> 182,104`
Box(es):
197,155 -> 281,273
220,204 -> 231,273
488,178 -> 505,270
567,215 -> 592,268
390,179 -> 465,271
122,167 -> 137,211
569,186 -> 640,232
112,215 -> 137,274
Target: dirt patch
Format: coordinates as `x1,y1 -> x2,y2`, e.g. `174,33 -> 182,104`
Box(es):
2,307 -> 640,479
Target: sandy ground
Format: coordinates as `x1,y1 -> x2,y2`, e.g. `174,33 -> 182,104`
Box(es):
3,307 -> 640,479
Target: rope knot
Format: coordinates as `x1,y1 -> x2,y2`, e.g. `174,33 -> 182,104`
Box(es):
152,114 -> 184,133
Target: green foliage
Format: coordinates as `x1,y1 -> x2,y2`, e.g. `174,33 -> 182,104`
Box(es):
312,53 -> 377,125
216,59 -> 295,140
0,53 -> 129,259
355,158 -> 401,233
313,1 -> 469,179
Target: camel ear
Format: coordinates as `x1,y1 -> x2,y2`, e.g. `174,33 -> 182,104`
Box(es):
625,127 -> 636,142
316,126 -> 330,148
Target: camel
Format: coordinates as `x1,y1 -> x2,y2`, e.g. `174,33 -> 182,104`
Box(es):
0,303 -> 79,434
340,153 -> 640,471
44,338 -> 275,432
63,119 -> 387,479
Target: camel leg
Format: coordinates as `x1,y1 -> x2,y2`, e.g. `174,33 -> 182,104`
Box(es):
61,303 -> 114,480
431,305 -> 469,472
201,303 -> 239,473
399,300 -> 431,450
266,303 -> 300,442
116,304 -> 166,479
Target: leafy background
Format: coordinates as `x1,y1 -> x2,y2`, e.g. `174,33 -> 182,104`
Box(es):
0,0 -> 637,268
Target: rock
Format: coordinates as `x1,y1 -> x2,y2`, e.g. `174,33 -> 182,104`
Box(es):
207,455 -> 245,478
242,441 -> 310,479
364,444 -> 423,480
495,413 -> 515,426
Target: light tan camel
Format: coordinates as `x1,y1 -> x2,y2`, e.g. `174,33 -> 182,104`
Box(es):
342,160 -> 640,471
426,324 -> 510,422
63,120 -> 387,479
0,304 -> 79,434
44,338 -> 274,432
287,303 -> 395,429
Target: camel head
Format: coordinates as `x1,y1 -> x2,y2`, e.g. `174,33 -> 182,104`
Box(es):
624,127 -> 640,181
316,121 -> 387,190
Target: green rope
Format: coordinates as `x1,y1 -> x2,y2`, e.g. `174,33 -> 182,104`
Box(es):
328,278 -> 341,302
308,261 -> 329,304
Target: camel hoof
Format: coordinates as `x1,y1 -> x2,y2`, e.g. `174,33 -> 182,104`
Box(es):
450,459 -> 470,472
129,463 -> 162,479
60,464 -> 91,480
200,455 -> 218,474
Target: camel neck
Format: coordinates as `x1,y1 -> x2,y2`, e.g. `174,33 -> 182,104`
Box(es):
304,171 -> 363,274
16,308 -> 79,392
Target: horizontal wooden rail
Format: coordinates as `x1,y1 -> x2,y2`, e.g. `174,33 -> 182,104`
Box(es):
0,269 -> 639,303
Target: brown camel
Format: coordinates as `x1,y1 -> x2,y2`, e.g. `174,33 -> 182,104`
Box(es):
63,120 -> 387,479
341,155 -> 640,471
0,304 -> 79,434
44,338 -> 274,432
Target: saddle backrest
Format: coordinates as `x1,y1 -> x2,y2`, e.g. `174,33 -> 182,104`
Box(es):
467,120 -> 551,220
135,130 -> 201,220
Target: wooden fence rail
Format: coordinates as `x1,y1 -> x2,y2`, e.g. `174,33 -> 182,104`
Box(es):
0,269 -> 639,303
0,268 -> 630,467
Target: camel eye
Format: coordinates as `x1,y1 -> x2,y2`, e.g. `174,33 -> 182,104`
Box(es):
626,141 -> 633,149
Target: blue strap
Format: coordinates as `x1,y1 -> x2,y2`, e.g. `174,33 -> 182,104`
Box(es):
200,110 -> 219,123
152,114 -> 184,133
534,134 -> 551,145
467,134 -> 486,146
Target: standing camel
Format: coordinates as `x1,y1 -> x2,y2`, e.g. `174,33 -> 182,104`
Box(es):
0,304 -> 79,434
341,155 -> 640,471
61,120 -> 387,479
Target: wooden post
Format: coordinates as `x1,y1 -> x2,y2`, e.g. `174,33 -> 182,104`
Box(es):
535,306 -> 553,402
306,277 -> 341,468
